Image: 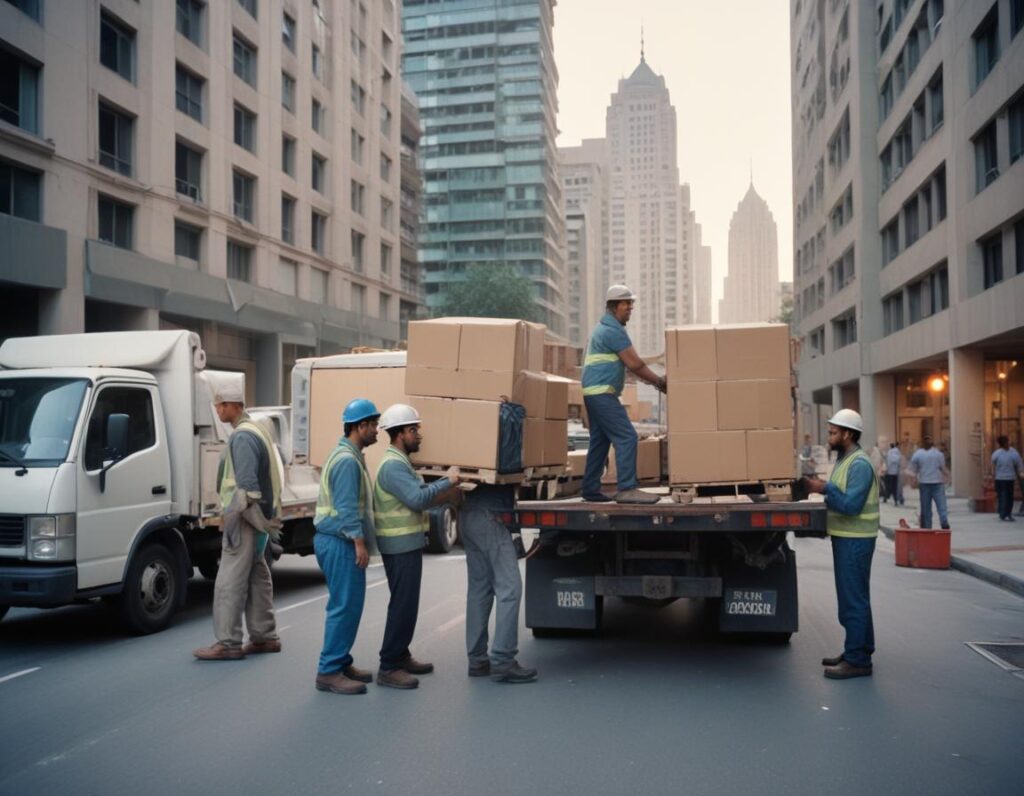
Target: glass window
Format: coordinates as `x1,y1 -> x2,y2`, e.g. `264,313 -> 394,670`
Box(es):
100,11 -> 135,82
312,154 -> 327,194
351,129 -> 364,163
379,292 -> 390,320
380,153 -> 392,182
282,72 -> 296,112
380,198 -> 393,230
312,45 -> 323,81
175,141 -> 203,201
237,0 -> 257,19
974,121 -> 998,192
350,80 -> 365,114
928,69 -> 943,132
0,50 -> 40,134
282,12 -> 296,52
282,135 -> 296,177
982,233 -> 1003,289
226,240 -> 252,282
278,258 -> 297,295
351,230 -> 365,272
233,33 -> 257,87
351,283 -> 365,313
1016,220 -> 1024,275
903,196 -> 919,247
175,65 -> 204,122
1009,94 -> 1024,165
312,99 -> 324,133
4,0 -> 41,21
0,160 -> 41,222
98,103 -> 133,176
176,0 -> 203,46
380,103 -> 392,136
84,387 -> 156,471
882,294 -> 904,336
174,220 -> 201,264
1012,0 -> 1024,37
973,6 -> 1000,88
380,242 -> 391,274
350,179 -> 364,213
311,211 -> 327,254
234,104 -> 256,153
232,170 -> 255,222
98,195 -> 133,249
281,194 -> 295,244
310,267 -> 328,304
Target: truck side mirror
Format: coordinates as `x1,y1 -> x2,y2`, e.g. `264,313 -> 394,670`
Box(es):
100,413 -> 130,493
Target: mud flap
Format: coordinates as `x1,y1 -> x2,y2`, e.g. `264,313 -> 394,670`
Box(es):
718,545 -> 799,634
525,541 -> 600,631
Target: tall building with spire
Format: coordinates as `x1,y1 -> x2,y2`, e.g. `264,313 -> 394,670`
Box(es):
719,181 -> 780,323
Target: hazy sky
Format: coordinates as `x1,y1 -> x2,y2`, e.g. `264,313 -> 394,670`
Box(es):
553,0 -> 793,319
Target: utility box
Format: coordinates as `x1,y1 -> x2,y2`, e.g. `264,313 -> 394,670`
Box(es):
894,529 -> 951,569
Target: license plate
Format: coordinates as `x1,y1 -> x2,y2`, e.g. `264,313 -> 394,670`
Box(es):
725,588 -> 777,617
553,577 -> 592,610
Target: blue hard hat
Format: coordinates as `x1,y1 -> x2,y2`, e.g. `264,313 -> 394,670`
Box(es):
343,398 -> 380,425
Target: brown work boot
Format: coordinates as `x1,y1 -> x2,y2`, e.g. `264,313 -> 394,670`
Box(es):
242,638 -> 282,655
614,488 -> 660,505
821,652 -> 844,667
343,664 -> 373,683
193,642 -> 245,661
824,660 -> 872,679
400,656 -> 434,675
377,668 -> 420,689
468,660 -> 491,678
315,672 -> 367,695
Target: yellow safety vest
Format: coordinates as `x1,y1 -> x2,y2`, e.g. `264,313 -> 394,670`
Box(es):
581,352 -> 620,396
314,441 -> 373,528
826,448 -> 880,538
219,417 -> 282,516
373,447 -> 429,538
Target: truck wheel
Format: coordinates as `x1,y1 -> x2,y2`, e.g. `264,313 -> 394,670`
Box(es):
117,543 -> 179,635
426,506 -> 458,554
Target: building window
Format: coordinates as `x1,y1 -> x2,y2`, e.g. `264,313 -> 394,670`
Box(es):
380,242 -> 392,275
176,0 -> 204,46
233,33 -> 257,87
226,240 -> 252,282
1010,94 -> 1024,165
98,195 -> 133,249
281,194 -> 295,244
282,12 -> 296,52
351,283 -> 365,314
98,103 -> 133,176
881,219 -> 900,265
174,221 -> 201,265
827,108 -> 850,175
928,68 -> 943,132
351,130 -> 364,163
981,233 -> 1003,289
237,0 -> 257,19
4,0 -> 41,21
380,103 -> 392,136
311,211 -> 326,254
175,65 -> 204,122
100,11 -> 135,82
0,50 -> 40,134
381,198 -> 393,231
1012,0 -> 1024,37
380,154 -> 392,182
1016,220 -> 1024,275
282,72 -> 296,113
0,160 -> 41,221
808,326 -> 825,357
350,80 -> 366,115
310,267 -> 328,304
903,195 -> 919,247
175,141 -> 202,201
278,258 -> 297,295
882,293 -> 904,336
973,5 -> 1000,89
379,292 -> 391,320
974,121 -> 998,192
312,45 -> 323,81
312,154 -> 327,194
908,263 -> 949,322
234,104 -> 256,153
831,309 -> 857,350
351,230 -> 365,272
232,170 -> 255,223
282,135 -> 296,177
350,179 -> 364,214
312,99 -> 325,134
828,246 -> 855,294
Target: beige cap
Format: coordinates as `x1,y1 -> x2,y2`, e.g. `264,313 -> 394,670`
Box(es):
213,384 -> 245,404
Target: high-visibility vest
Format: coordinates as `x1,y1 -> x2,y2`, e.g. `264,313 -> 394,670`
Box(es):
826,448 -> 880,538
219,418 -> 282,516
314,440 -> 372,529
373,448 -> 429,538
581,351 -> 621,396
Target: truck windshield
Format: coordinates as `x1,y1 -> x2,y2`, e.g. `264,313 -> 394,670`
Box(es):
0,378 -> 90,467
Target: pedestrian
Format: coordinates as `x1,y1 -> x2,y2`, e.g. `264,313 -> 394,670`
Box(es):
372,404 -> 461,689
802,409 -> 879,680
194,384 -> 283,661
462,484 -> 537,683
800,433 -> 816,477
884,442 -> 904,506
581,284 -> 667,504
909,435 -> 950,530
991,436 -> 1023,522
313,398 -> 380,696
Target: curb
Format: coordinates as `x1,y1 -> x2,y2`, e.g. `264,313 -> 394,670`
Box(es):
880,525 -> 1024,599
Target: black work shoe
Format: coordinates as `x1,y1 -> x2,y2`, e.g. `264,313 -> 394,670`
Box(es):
824,660 -> 872,679
491,661 -> 538,684
582,493 -> 613,502
821,653 -> 844,667
468,660 -> 491,677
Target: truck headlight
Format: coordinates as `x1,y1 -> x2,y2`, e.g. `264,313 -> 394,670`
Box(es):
27,515 -> 76,562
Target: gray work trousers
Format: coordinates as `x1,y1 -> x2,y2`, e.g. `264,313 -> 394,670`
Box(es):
461,504 -> 522,668
212,521 -> 278,647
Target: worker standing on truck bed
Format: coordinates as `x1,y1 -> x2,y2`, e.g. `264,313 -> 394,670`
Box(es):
581,284 -> 667,504
803,409 -> 880,680
312,399 -> 380,696
373,404 -> 461,690
194,384 -> 283,661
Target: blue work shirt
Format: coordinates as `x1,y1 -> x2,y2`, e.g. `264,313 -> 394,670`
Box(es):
824,448 -> 876,516
317,438 -> 374,540
910,447 -> 947,484
991,447 -> 1023,480
885,447 -> 903,476
581,312 -> 632,397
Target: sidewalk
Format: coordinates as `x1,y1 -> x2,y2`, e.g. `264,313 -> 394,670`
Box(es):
879,486 -> 1024,598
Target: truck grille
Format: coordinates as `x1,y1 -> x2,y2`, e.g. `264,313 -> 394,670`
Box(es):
0,515 -> 26,547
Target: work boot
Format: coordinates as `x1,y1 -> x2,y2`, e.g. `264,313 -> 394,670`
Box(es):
614,488 -> 659,505
315,672 -> 367,695
400,656 -> 435,675
824,660 -> 872,679
193,642 -> 245,661
582,493 -> 613,503
467,660 -> 491,678
821,653 -> 844,667
242,638 -> 282,655
377,668 -> 420,689
491,660 -> 538,684
343,664 -> 373,683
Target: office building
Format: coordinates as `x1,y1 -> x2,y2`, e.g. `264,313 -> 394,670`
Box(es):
719,182 -> 781,323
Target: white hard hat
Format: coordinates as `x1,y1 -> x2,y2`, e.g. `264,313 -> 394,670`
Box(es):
213,384 -> 245,404
378,403 -> 422,432
828,408 -> 864,433
606,284 -> 638,302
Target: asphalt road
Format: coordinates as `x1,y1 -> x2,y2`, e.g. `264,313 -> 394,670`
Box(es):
0,534 -> 1021,796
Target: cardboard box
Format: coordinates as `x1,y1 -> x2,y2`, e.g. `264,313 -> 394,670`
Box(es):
567,380 -> 583,407
408,396 -> 452,467
407,320 -> 460,370
667,431 -> 747,483
717,380 -> 793,430
438,317 -> 543,373
405,366 -> 458,399
665,325 -> 717,382
667,381 -> 718,432
544,375 -> 570,420
543,419 -> 568,466
441,399 -> 503,470
620,382 -> 638,407
522,417 -> 546,467
512,371 -> 549,418
602,437 -> 663,484
746,429 -> 794,480
635,400 -> 653,421
567,449 -> 587,477
715,323 -> 791,381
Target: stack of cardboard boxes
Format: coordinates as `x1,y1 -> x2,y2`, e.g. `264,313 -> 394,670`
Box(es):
405,318 -> 568,471
665,323 -> 794,484
543,342 -> 582,379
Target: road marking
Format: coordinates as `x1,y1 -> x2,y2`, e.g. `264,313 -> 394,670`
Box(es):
435,613 -> 465,634
278,578 -> 388,613
436,554 -> 466,562
0,667 -> 41,684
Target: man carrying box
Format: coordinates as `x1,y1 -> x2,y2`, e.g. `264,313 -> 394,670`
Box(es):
581,284 -> 666,504
373,404 -> 462,689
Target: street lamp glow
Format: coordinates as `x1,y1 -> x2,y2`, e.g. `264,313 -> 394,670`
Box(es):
929,376 -> 945,392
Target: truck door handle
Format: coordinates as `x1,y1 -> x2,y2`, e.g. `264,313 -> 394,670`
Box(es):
152,485 -> 167,495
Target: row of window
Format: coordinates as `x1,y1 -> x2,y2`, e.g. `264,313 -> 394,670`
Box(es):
881,164 -> 947,266
972,93 -> 1024,194
879,0 -> 943,120
980,218 -> 1024,290
882,262 -> 949,335
880,67 -> 943,192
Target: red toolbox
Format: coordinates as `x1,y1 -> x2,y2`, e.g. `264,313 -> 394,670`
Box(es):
894,529 -> 951,569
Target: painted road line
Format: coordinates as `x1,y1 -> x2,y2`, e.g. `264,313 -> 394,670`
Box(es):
0,667 -> 41,684
434,613 -> 466,634
278,578 -> 388,613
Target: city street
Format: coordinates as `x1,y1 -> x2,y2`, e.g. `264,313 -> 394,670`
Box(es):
0,535 -> 1020,796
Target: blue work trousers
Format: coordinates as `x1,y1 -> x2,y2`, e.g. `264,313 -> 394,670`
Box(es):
583,393 -> 638,496
314,532 -> 366,675
918,483 -> 948,528
831,535 -> 876,667
994,479 -> 1015,520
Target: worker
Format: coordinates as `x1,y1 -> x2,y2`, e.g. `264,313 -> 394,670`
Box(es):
373,404 -> 462,689
991,435 -> 1023,522
194,384 -> 283,661
909,435 -> 950,530
802,409 -> 880,680
312,398 -> 380,696
581,285 -> 666,504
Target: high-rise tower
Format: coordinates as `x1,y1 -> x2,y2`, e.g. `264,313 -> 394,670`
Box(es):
719,182 -> 780,323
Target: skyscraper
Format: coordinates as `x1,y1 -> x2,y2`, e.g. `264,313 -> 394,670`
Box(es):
719,182 -> 780,323
401,0 -> 567,336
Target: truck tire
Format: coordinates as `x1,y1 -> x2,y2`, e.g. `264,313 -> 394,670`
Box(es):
426,506 -> 458,554
117,543 -> 180,635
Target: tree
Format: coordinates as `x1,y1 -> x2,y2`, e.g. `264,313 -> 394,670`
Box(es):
774,294 -> 794,328
439,263 -> 539,321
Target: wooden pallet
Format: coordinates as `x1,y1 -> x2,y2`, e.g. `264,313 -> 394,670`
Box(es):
670,480 -> 793,505
416,465 -> 527,485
